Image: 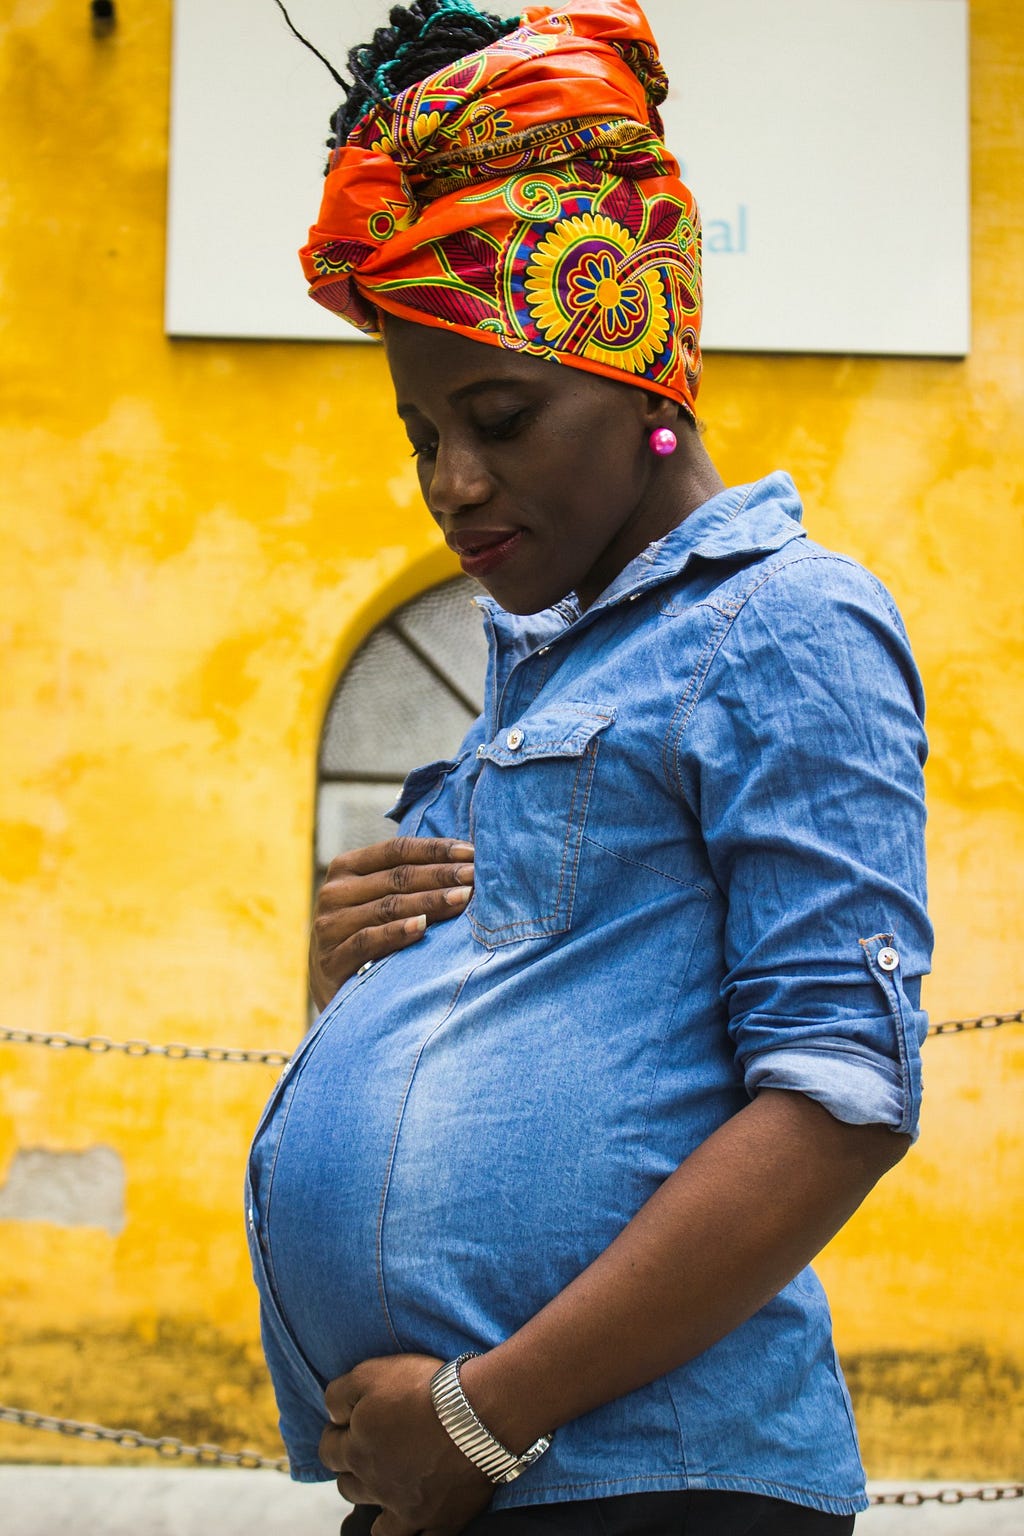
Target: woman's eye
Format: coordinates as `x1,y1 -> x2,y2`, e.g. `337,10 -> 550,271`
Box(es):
481,410 -> 527,441
409,440 -> 437,461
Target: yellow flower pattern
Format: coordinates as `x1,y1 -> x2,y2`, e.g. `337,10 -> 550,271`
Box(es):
524,212 -> 671,374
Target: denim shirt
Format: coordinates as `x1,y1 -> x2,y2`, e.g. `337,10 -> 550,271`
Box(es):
246,473 -> 931,1517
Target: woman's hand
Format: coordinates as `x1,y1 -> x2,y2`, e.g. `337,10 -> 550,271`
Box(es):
320,1354 -> 494,1536
310,837 -> 475,1011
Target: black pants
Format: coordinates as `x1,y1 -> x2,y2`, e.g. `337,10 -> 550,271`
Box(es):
341,1492 -> 856,1535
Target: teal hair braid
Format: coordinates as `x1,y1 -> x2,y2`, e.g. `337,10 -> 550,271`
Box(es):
329,1 -> 520,150
371,1 -> 499,97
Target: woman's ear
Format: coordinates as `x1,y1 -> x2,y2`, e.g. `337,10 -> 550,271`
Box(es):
639,390 -> 683,433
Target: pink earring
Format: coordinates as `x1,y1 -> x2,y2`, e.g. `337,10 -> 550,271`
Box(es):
649,427 -> 677,457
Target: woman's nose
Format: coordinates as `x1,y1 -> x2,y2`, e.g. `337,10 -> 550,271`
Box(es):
428,436 -> 491,517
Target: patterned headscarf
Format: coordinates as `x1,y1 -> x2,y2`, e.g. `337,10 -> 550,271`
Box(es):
300,1 -> 702,413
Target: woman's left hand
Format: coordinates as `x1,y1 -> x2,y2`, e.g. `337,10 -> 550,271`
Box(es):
320,1354 -> 494,1536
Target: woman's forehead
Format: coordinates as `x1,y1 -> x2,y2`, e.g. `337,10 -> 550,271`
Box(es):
385,316 -> 561,397
384,314 -> 631,412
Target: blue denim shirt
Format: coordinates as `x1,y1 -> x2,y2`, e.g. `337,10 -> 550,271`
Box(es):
247,473 -> 931,1517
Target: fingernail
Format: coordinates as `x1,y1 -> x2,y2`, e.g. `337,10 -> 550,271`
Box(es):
449,842 -> 474,860
444,885 -> 472,905
454,864 -> 475,885
404,914 -> 427,934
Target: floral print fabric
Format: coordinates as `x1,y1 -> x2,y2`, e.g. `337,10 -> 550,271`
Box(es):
299,1 -> 703,413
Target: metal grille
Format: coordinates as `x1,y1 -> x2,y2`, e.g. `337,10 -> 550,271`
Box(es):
315,576 -> 485,882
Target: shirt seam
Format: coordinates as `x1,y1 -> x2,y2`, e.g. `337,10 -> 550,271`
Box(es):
581,831 -> 712,898
661,608 -> 732,800
495,1469 -> 864,1511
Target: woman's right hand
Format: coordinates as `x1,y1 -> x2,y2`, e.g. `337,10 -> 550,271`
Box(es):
309,838 -> 475,1012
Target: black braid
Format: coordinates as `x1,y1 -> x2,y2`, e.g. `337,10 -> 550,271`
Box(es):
328,2 -> 519,150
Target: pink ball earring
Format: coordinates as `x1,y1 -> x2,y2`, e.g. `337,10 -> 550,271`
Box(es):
649,427 -> 677,457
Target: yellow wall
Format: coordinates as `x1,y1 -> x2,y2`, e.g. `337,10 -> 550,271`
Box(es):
0,0 -> 1021,1479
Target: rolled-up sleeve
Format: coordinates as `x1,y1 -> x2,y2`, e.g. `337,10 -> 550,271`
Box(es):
673,551 -> 932,1137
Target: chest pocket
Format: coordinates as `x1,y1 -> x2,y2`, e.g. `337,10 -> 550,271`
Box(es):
468,702 -> 615,947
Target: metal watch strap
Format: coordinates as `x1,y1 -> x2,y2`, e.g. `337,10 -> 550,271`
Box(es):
429,1354 -> 553,1485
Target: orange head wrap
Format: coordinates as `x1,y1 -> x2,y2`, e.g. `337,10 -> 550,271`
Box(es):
300,1 -> 702,413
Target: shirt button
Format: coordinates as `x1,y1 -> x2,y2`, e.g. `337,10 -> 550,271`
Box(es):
476,744 -> 486,758
538,646 -> 550,656
357,960 -> 375,976
506,727 -> 525,750
247,1206 -> 255,1227
878,947 -> 900,972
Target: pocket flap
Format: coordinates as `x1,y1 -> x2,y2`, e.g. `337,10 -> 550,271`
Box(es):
478,703 -> 616,767
385,756 -> 463,823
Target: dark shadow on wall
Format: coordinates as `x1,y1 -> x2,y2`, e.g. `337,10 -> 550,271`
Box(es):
0,1326 -> 1021,1478
844,1347 -> 1024,1479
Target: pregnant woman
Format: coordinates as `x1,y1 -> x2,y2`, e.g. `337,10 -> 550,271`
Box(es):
247,4 -> 932,1533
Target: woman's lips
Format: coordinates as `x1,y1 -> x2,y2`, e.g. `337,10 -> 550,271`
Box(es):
451,529 -> 523,578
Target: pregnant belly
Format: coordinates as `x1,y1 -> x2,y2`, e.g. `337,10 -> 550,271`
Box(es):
252,923 -> 734,1387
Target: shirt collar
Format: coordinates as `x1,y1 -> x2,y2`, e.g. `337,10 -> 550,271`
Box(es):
474,472 -> 807,656
602,469 -> 806,602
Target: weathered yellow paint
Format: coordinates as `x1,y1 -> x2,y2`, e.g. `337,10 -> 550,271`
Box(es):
0,0 -> 1021,1477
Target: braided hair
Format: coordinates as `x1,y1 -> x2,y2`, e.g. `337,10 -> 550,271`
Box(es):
273,2 -> 519,153
331,1 -> 519,146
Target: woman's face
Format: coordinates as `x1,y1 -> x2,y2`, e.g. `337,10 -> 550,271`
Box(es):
384,315 -> 687,614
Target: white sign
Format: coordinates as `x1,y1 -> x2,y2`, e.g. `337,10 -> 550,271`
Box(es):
166,0 -> 970,355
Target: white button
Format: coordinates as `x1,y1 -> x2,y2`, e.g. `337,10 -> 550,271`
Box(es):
878,947 -> 900,972
506,727 -> 525,750
247,1207 -> 255,1227
357,960 -> 375,976
538,646 -> 550,655
476,744 -> 486,758
629,593 -> 640,602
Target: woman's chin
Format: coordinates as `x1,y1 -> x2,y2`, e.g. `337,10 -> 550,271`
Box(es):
477,579 -> 571,616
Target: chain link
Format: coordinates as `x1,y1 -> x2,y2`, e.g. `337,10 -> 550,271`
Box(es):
0,1010 -> 1020,1066
1,1403 -> 1021,1503
0,1404 -> 288,1472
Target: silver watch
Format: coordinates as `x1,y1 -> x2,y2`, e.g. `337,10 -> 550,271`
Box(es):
429,1353 -> 553,1485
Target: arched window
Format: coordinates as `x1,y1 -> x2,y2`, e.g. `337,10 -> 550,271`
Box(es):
315,577 -> 487,887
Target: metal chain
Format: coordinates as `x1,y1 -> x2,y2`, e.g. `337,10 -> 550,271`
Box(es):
0,1404 -> 288,1472
926,1007 -> 1024,1036
0,1026 -> 290,1066
1,1404 -> 1021,1502
869,1484 -> 1023,1506
0,1010 -> 1020,1066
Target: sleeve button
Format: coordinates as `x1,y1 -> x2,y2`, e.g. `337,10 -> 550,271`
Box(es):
878,946 -> 900,972
506,727 -> 525,750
